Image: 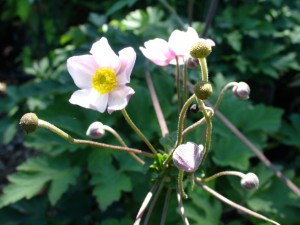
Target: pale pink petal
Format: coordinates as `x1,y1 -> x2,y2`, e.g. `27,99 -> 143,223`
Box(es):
107,86 -> 135,114
140,38 -> 175,66
168,29 -> 188,56
169,57 -> 185,65
205,38 -> 216,47
89,90 -> 109,113
186,27 -> 200,44
69,89 -> 94,109
90,37 -> 120,72
69,89 -> 108,113
116,47 -> 136,85
67,55 -> 97,89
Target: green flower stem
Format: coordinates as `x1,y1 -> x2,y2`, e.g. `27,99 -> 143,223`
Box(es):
160,188 -> 172,225
200,171 -> 245,183
37,119 -> 155,158
176,184 -> 190,225
198,58 -> 209,82
214,82 -> 238,111
183,117 -> 206,138
134,180 -> 160,225
195,178 -> 281,225
145,64 -> 169,137
121,109 -> 157,155
143,177 -> 165,225
164,94 -> 196,165
182,62 -> 188,107
183,107 -> 214,138
178,170 -> 188,199
103,125 -> 145,165
197,99 -> 212,162
175,56 -> 181,112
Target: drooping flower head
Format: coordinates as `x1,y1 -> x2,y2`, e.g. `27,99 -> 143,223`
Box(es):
173,142 -> 204,172
140,27 -> 215,66
67,37 -> 136,114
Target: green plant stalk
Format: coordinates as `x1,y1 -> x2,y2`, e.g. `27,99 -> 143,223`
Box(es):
145,64 -> 169,137
121,109 -> 157,154
175,57 -> 181,113
201,171 -> 245,183
197,99 -> 212,162
176,184 -> 190,225
214,82 -> 238,111
103,125 -> 144,165
134,180 -> 160,225
182,62 -> 188,107
160,188 -> 172,225
178,170 -> 188,199
164,94 -> 196,165
195,178 -> 280,225
198,58 -> 209,81
143,177 -> 165,225
37,119 -> 155,158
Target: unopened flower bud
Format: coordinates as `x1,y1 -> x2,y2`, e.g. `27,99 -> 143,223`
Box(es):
190,104 -> 199,113
86,122 -> 105,139
232,82 -> 250,100
185,57 -> 199,68
194,81 -> 213,100
190,38 -> 215,58
19,113 -> 39,133
173,142 -> 204,172
241,172 -> 259,190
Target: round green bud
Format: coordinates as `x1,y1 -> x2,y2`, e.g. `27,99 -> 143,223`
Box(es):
190,41 -> 212,59
19,113 -> 39,133
194,81 -> 213,100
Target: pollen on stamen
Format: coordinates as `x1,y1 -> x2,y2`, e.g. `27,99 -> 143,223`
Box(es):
92,68 -> 117,94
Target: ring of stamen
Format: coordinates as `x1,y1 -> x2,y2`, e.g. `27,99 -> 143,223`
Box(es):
92,68 -> 117,94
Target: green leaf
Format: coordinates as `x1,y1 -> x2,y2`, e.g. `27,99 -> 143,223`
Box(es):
105,0 -> 137,17
88,150 -> 132,210
185,182 -> 222,225
17,0 -> 30,21
247,171 -> 300,224
240,104 -> 283,133
225,31 -> 242,51
101,218 -> 133,225
0,156 -> 79,208
212,135 -> 254,170
281,114 -> 300,148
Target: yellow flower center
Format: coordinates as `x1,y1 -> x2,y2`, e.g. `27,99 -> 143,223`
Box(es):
92,68 -> 117,94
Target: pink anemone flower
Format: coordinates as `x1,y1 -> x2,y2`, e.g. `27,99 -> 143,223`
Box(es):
66,37 -> 136,114
140,27 -> 215,66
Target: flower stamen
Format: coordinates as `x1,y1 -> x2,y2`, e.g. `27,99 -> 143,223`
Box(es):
92,68 -> 117,94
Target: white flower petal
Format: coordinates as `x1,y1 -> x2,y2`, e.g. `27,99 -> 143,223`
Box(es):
107,86 -> 135,114
168,29 -> 188,56
117,47 -> 136,85
67,55 -> 97,89
89,90 -> 109,113
140,38 -> 175,66
69,89 -> 94,109
186,27 -> 200,44
205,39 -> 216,47
69,89 -> 108,113
90,37 -> 120,72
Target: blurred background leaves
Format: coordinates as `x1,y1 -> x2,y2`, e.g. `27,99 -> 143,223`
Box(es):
0,0 -> 299,224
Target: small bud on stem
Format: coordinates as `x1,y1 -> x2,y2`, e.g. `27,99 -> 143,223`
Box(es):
232,82 -> 250,100
241,172 -> 259,190
86,122 -> 105,139
173,142 -> 204,172
19,113 -> 39,133
194,81 -> 213,100
190,39 -> 215,59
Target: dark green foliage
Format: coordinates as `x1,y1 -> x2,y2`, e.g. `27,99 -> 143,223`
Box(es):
0,0 -> 299,225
